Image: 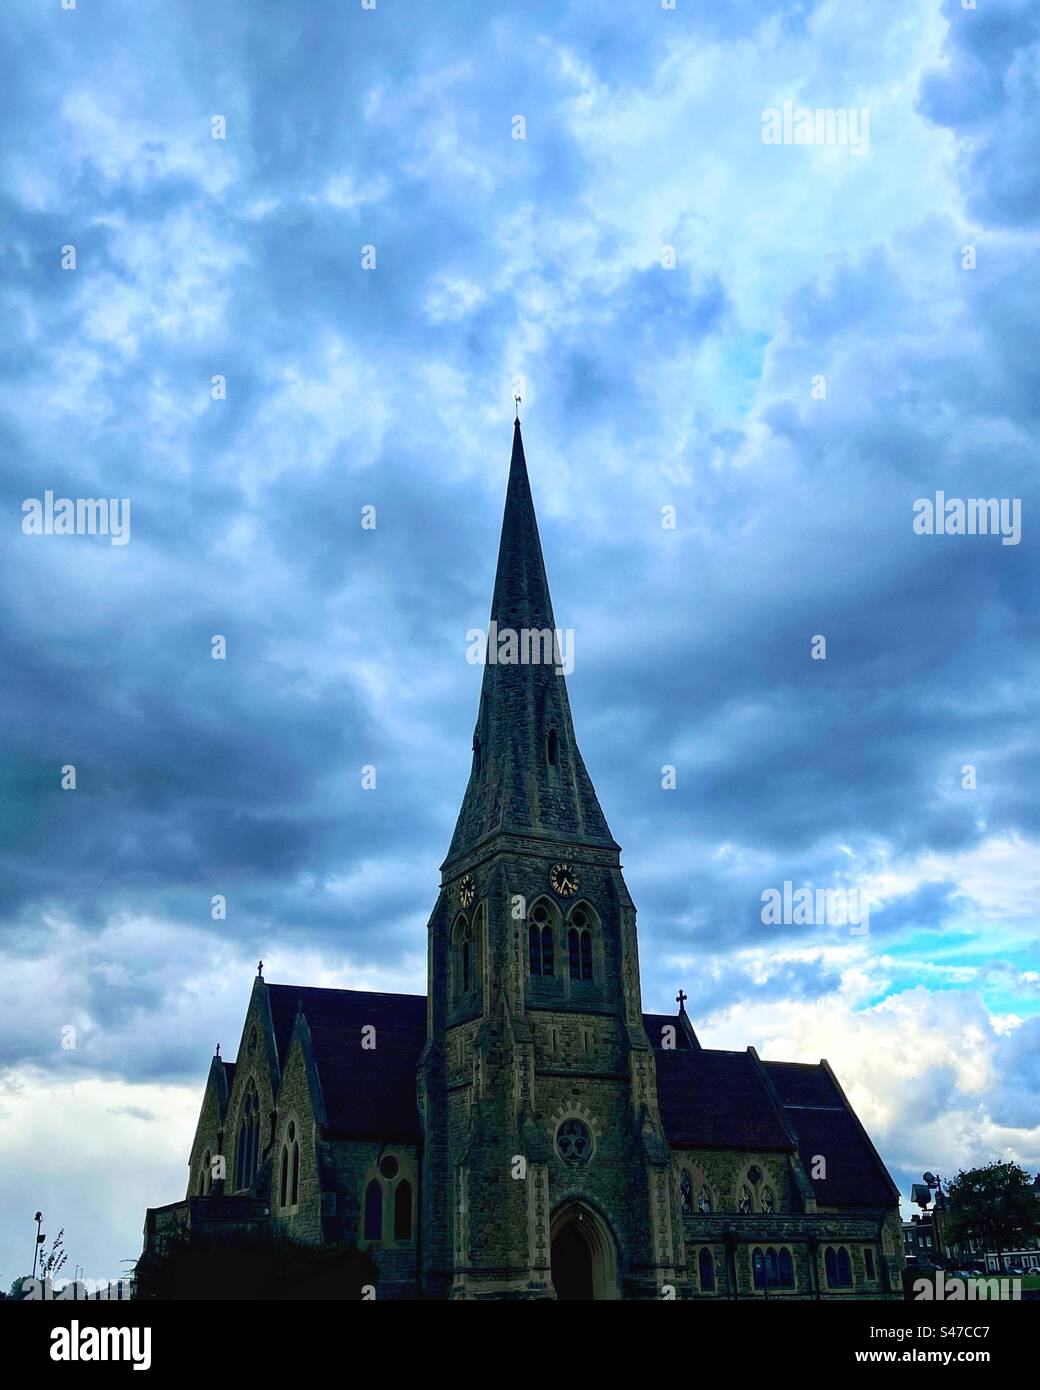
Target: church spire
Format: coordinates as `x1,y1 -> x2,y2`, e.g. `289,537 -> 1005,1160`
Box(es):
444,421 -> 617,866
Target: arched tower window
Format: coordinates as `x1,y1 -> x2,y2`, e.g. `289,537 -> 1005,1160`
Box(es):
453,914 -> 475,999
547,727 -> 558,767
679,1171 -> 693,1215
235,1080 -> 260,1191
528,901 -> 554,976
473,735 -> 481,774
699,1246 -> 715,1291
567,905 -> 594,981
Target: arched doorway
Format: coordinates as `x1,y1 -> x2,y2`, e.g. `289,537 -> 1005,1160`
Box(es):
550,1201 -> 619,1301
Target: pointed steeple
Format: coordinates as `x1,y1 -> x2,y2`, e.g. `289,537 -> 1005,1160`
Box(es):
444,421 -> 617,866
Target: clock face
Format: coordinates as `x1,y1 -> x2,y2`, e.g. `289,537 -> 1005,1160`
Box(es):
459,873 -> 476,908
549,862 -> 580,897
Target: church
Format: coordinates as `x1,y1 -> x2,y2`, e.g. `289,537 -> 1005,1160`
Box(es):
143,421 -> 904,1300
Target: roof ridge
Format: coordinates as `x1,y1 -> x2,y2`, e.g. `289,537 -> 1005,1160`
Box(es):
266,982 -> 426,1002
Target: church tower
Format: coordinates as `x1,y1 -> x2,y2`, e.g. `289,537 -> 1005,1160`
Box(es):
419,421 -> 685,1299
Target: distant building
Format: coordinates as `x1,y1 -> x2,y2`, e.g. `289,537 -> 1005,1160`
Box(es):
903,1213 -> 938,1262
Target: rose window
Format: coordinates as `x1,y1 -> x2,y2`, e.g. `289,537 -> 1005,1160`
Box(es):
556,1118 -> 592,1165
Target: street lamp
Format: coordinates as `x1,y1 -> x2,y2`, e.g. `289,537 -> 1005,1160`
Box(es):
31,1212 -> 44,1280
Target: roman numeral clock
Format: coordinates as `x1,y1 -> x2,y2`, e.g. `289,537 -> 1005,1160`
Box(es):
549,862 -> 580,897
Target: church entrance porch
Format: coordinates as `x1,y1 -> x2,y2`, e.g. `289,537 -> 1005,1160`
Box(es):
549,1201 -> 619,1301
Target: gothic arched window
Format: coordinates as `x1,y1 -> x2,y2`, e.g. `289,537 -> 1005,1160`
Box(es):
361,1156 -> 412,1245
698,1247 -> 715,1291
765,1248 -> 779,1286
528,903 -> 554,976
738,1185 -> 753,1214
679,1171 -> 693,1215
279,1120 -> 300,1209
778,1247 -> 794,1287
567,907 -> 593,981
395,1179 -> 412,1240
761,1186 -> 775,1214
753,1247 -> 765,1288
235,1080 -> 260,1191
461,922 -> 472,993
547,727 -> 558,767
698,1186 -> 712,1215
836,1246 -> 852,1286
453,914 -> 474,999
364,1180 -> 383,1241
825,1247 -> 838,1285
289,1121 -> 300,1206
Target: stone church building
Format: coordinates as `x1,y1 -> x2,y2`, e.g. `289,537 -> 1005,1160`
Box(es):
144,422 -> 904,1299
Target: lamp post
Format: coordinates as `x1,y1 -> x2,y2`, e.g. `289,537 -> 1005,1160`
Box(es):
31,1212 -> 44,1280
922,1172 -> 950,1261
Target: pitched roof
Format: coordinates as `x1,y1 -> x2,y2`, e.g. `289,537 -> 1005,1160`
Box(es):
255,987 -> 895,1204
645,1019 -> 897,1206
652,1047 -> 794,1150
445,421 -> 617,864
763,1060 -> 899,1207
266,984 -> 426,1142
643,1013 -> 695,1048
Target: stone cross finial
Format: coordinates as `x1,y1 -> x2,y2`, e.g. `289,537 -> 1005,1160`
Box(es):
215,1042 -> 221,1058
676,989 -> 688,1013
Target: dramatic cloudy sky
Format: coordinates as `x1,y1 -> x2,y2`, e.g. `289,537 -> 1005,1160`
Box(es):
2,0 -> 1038,1284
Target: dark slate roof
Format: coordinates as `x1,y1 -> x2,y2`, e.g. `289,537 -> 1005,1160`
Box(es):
445,421 -> 617,864
222,1061 -> 236,1091
643,1013 -> 694,1048
255,986 -> 894,1203
266,984 -> 426,1142
763,1061 -> 898,1207
765,1060 -> 840,1108
653,1047 -> 794,1150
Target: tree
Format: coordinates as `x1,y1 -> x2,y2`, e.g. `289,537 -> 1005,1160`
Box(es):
946,1162 -> 1040,1257
37,1229 -> 68,1283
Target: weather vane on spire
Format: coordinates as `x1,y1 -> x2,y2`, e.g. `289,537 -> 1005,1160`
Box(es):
514,392 -> 522,420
